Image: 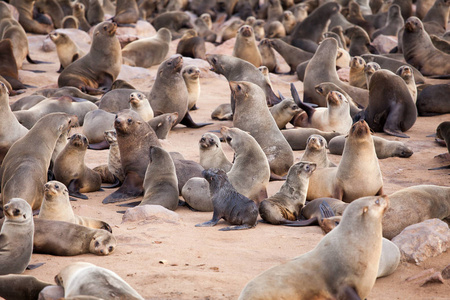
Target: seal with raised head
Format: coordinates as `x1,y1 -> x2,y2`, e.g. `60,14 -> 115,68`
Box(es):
258,39 -> 278,73
239,195 -> 389,300
0,198 -> 34,275
182,65 -> 201,110
282,127 -> 341,151
349,56 -> 367,89
140,146 -> 179,211
269,98 -> 301,129
55,262 -> 144,299
147,112 -> 179,139
307,120 -> 384,202
1,113 -> 75,211
344,25 -> 377,57
259,162 -> 316,225
372,4 -> 404,39
231,81 -> 294,178
102,110 -> 161,204
268,38 -> 313,74
58,21 -> 122,95
39,181 -> 111,231
53,133 -> 102,199
196,168 -> 258,231
129,91 -> 153,122
300,135 -> 336,168
72,3 -> 90,32
232,25 -> 262,67
396,65 -> 417,103
49,31 -> 85,73
199,132 -> 232,172
221,126 -> 270,203
122,27 -> 171,68
176,29 -> 206,59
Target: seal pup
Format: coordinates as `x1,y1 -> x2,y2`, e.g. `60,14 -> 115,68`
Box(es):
140,146 -> 179,211
182,65 -> 201,110
269,98 -> 301,129
48,31 -> 85,73
199,133 -> 232,172
259,162 -> 316,225
53,133 -> 102,199
364,61 -> 381,88
0,82 -> 28,164
282,10 -> 297,34
239,195 -> 389,300
314,82 -> 362,117
402,17 -> 450,76
349,56 -> 367,89
282,128 -> 341,151
55,262 -> 144,299
147,112 -> 179,139
122,28 -> 171,68
211,103 -> 233,121
0,275 -> 52,300
434,121 -> 450,165
362,69 -> 417,138
104,130 -> 124,183
396,65 -> 417,103
266,21 -> 286,38
345,25 -> 377,57
328,135 -> 414,159
39,181 -> 111,231
300,135 -> 336,167
231,81 -> 294,178
102,110 -> 161,204
258,39 -> 278,73
307,120 -> 384,202
176,29 -> 206,59
152,11 -> 193,39
268,38 -> 313,74
1,113 -> 75,211
232,25 -> 262,67
111,0 -> 139,25
72,3 -> 91,32
129,91 -> 154,122
0,198 -> 33,275
82,109 -> 115,146
196,169 -> 258,231
221,126 -> 270,203
416,84 -> 450,116
58,21 -> 122,95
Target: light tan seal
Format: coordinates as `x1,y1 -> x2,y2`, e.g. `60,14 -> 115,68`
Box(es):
307,120 -> 384,202
39,181 -> 111,231
122,27 -> 171,68
129,91 -> 154,122
55,262 -> 144,299
0,198 -> 33,275
239,195 -> 389,300
53,133 -> 102,199
58,21 -> 122,95
232,25 -> 262,67
49,31 -> 85,73
182,65 -> 201,110
147,112 -> 179,139
259,162 -> 316,225
221,126 -> 270,203
140,146 -> 179,211
1,113 -> 75,211
396,65 -> 417,103
300,134 -> 336,168
199,132 -> 232,172
231,81 -> 294,178
349,56 -> 367,89
269,98 -> 301,129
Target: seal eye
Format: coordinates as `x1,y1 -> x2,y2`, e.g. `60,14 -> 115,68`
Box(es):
127,118 -> 132,123
108,246 -> 114,252
226,136 -> 232,142
200,137 -> 205,143
103,25 -> 107,31
95,241 -> 100,247
375,199 -> 380,204
237,85 -> 242,91
317,87 -> 323,93
305,165 -> 310,171
212,58 -> 217,64
55,184 -> 59,189
209,138 -> 214,143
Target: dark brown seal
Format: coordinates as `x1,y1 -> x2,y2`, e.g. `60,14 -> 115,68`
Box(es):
111,0 -> 139,25
176,29 -> 206,59
0,275 -> 52,300
195,168 -> 258,231
416,84 -> 450,116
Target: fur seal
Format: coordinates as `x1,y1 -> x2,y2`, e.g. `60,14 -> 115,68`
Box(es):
199,133 -> 232,172
382,185 -> 450,239
281,128 -> 341,150
104,130 -> 125,183
435,121 -> 450,162
431,34 -> 450,53
349,56 -> 367,89
152,11 -> 193,39
231,81 -> 294,178
307,120 -> 383,202
61,15 -> 79,29
48,32 -> 83,72
122,28 -> 171,68
0,198 -> 33,275
422,0 -> 449,36
221,19 -> 244,42
73,3 -> 91,32
282,10 -> 296,34
239,195 -> 389,300
194,15 -> 216,43
259,162 -> 316,225
58,21 -> 122,95
182,65 -> 201,110
0,82 -> 28,164
258,39 -> 278,73
232,25 -> 262,67
55,262 -> 143,299
39,181 -> 111,231
31,86 -> 99,103
416,84 -> 450,116
0,39 -> 26,94
172,158 -> 204,195
82,109 -> 115,145
147,112 -> 179,139
269,98 -> 301,129
181,177 -> 213,212
361,69 -> 417,138
140,146 -> 179,210
402,17 -> 450,76
396,65 -> 417,103
301,135 -> 336,168
53,133 -> 102,199
0,275 -> 52,300
87,0 -> 104,26
328,135 -> 414,159
371,4 -> 404,39
102,110 -> 161,204
129,92 -> 154,122
345,25 -> 377,57
314,82 -> 362,117
364,61 -> 381,88
176,29 -> 206,59
196,168 -> 258,231
10,0 -> 53,34
221,126 -> 270,203
1,113 -> 75,211
268,38 -> 314,74
111,0 -> 139,25
211,103 -> 233,120
303,38 -> 369,108
266,21 -> 286,38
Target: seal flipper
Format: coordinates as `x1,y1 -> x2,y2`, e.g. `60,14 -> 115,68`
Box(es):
180,112 -> 213,128
319,202 -> 335,218
88,140 -> 110,150
102,171 -> 144,204
337,286 -> 362,300
195,214 -> 220,227
26,263 -> 45,270
220,224 -> 254,231
102,176 -> 122,189
281,217 -> 319,226
57,64 -> 64,73
270,173 -> 287,181
290,83 -> 315,120
68,179 -> 88,200
26,55 -> 52,64
266,85 -> 282,106
383,104 -> 409,138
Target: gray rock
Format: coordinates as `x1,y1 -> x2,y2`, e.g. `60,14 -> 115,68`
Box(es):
372,35 -> 398,54
122,205 -> 181,224
182,177 -> 213,212
392,219 -> 450,264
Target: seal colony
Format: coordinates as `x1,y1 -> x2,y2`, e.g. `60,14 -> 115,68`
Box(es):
0,0 -> 449,299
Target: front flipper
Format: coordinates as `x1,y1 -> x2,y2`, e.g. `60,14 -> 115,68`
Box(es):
383,103 -> 409,138
88,140 -> 110,150
319,202 -> 335,218
102,172 -> 144,204
280,217 -> 319,226
290,83 -> 315,120
337,286 -> 362,300
68,179 -> 88,199
180,112 -> 213,128
195,215 -> 220,227
26,263 -> 45,270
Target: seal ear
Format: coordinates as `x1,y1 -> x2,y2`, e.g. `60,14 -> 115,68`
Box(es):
136,120 -> 142,124
363,206 -> 368,214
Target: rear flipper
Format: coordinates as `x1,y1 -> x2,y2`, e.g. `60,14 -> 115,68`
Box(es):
102,172 -> 144,204
383,104 -> 409,138
68,179 -> 88,200
219,224 -> 255,231
180,112 -> 213,128
281,217 -> 319,227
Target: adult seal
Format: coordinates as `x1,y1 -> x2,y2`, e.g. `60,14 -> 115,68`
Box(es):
232,25 -> 262,67
58,21 -> 122,94
239,195 -> 389,300
196,168 -> 258,231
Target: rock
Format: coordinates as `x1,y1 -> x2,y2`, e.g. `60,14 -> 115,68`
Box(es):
38,286 -> 64,300
117,65 -> 153,82
181,177 -> 213,212
122,205 -> 181,224
442,264 -> 450,279
392,219 -> 450,264
41,29 -> 91,52
208,38 -> 236,55
371,35 -> 398,54
337,67 -> 350,82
